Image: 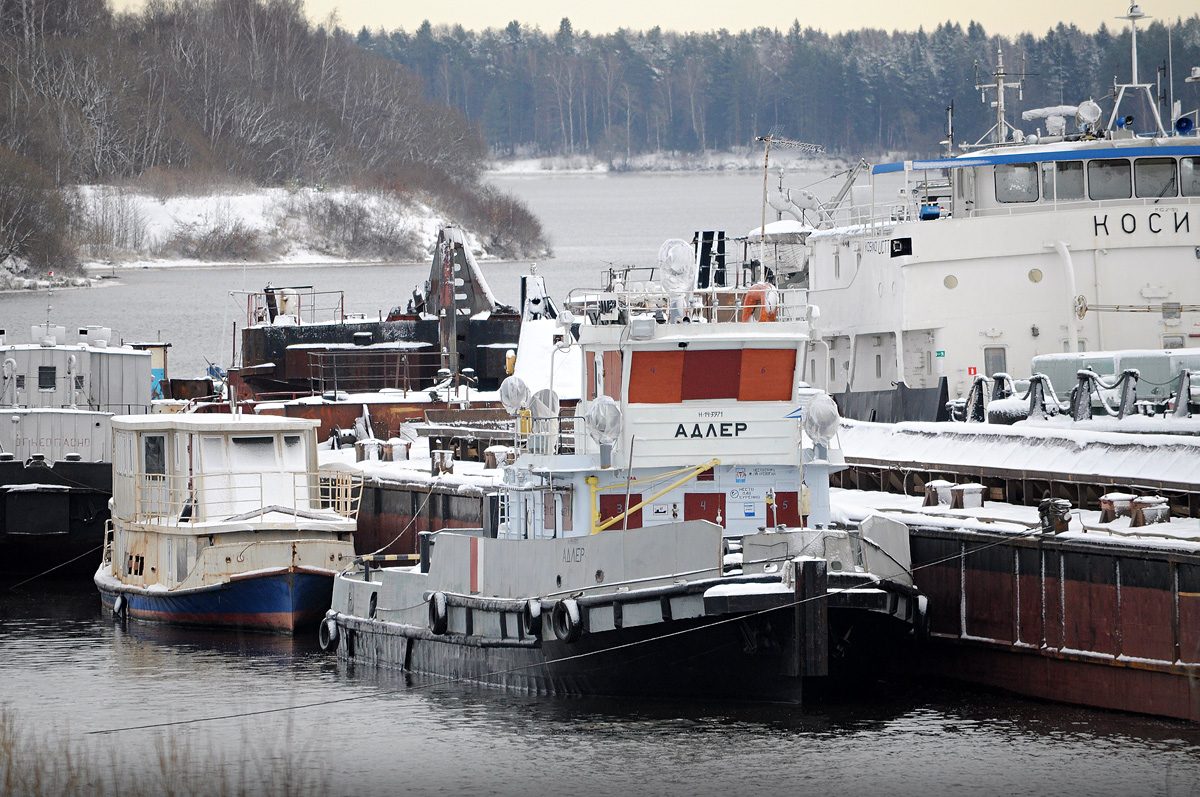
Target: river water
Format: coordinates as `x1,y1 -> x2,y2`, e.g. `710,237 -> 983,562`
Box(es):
2,170 -> 1200,795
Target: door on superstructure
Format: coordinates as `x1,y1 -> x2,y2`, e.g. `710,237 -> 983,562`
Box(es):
599,493 -> 642,530
140,433 -> 170,519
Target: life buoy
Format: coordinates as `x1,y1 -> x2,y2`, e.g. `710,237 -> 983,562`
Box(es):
428,591 -> 448,635
522,599 -> 542,637
318,616 -> 339,651
551,598 -> 581,643
111,594 -> 126,618
739,283 -> 779,323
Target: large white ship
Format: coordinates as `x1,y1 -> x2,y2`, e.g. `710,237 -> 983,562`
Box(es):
758,4 -> 1200,422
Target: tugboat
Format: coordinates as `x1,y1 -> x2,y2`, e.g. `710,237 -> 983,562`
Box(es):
320,245 -> 926,700
95,414 -> 361,632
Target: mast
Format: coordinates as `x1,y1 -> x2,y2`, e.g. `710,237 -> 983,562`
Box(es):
971,46 -> 1024,146
1107,3 -> 1167,135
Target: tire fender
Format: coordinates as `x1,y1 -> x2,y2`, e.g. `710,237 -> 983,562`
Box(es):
318,616 -> 340,651
428,591 -> 449,635
552,598 -> 581,643
522,599 -> 543,637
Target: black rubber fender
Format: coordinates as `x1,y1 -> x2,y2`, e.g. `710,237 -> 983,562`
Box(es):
428,591 -> 448,635
914,595 -> 931,640
318,616 -> 339,651
522,599 -> 542,637
552,598 -> 581,643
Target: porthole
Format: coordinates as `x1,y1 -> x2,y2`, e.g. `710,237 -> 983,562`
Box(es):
943,275 -> 958,289
1028,268 -> 1043,283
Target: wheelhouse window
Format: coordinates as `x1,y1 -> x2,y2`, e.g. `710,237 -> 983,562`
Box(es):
1088,159 -> 1132,200
1040,161 -> 1084,200
143,435 -> 166,475
37,366 -> 56,391
230,436 -> 278,470
282,434 -> 305,470
994,163 -> 1039,203
1181,158 -> 1200,197
1134,158 -> 1177,198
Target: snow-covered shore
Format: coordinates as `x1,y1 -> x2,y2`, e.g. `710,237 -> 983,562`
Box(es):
63,184 -> 488,272
488,148 -> 863,174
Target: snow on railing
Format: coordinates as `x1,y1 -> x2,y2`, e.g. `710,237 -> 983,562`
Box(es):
116,469 -> 362,524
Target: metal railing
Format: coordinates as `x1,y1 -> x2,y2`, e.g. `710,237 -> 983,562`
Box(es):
509,411 -> 576,457
565,283 -> 810,325
307,349 -> 442,394
244,288 -> 346,327
115,469 -> 362,525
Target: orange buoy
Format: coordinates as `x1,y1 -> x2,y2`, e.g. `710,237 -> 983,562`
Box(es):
739,284 -> 778,322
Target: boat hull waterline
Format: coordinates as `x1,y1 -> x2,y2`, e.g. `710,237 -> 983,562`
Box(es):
98,567 -> 335,633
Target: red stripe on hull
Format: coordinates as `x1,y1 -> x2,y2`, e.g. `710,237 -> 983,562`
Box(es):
128,608 -> 319,633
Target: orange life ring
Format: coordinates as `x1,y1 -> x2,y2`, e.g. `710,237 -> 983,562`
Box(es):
739,284 -> 778,322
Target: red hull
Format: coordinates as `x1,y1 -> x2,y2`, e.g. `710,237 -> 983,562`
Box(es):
911,528 -> 1200,721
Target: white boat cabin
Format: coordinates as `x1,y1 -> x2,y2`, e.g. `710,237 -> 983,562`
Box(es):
498,278 -> 815,540
107,414 -> 359,589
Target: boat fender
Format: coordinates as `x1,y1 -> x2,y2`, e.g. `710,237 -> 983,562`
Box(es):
739,284 -> 778,323
914,595 -> 930,640
552,599 -> 582,643
318,616 -> 339,651
522,599 -> 543,637
111,594 -> 126,619
428,591 -> 449,635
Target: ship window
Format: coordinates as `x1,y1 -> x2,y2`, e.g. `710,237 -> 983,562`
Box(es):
144,435 -> 166,475
1163,335 -> 1185,349
1088,159 -> 1132,200
282,435 -> 305,470
829,357 -> 836,379
601,350 -> 622,400
1040,161 -> 1084,200
74,374 -> 84,390
994,163 -> 1039,203
1183,159 -> 1200,197
628,351 -> 684,403
875,354 -> 882,379
684,350 -> 740,400
983,347 -> 1006,377
15,375 -> 24,390
231,436 -> 278,469
1134,158 -> 1177,198
738,349 -> 795,401
37,366 -> 56,391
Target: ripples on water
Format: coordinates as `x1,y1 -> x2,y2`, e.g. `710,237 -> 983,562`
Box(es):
3,581 -> 1199,797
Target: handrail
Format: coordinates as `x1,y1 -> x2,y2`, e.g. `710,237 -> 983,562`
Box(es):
564,285 -> 810,325
114,468 -> 362,525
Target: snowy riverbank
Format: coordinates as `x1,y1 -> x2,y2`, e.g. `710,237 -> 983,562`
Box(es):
488,148 -> 863,174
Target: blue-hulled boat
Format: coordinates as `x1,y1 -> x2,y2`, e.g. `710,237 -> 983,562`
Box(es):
94,413 -> 361,633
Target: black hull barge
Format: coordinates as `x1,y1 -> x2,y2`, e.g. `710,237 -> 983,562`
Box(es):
326,520 -> 920,701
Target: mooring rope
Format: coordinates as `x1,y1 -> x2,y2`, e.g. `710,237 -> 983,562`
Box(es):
85,520 -> 1055,735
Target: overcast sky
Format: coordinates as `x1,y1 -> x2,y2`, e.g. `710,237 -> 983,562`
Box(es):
305,1 -> 1194,37
108,0 -> 1198,37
